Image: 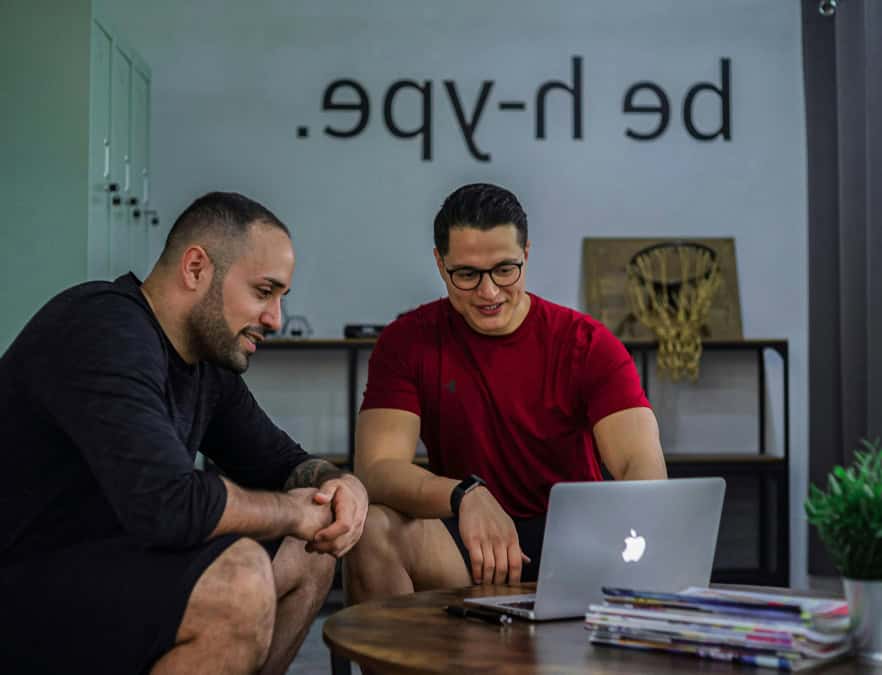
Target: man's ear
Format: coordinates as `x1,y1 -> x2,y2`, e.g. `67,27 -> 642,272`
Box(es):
180,246 -> 212,291
524,240 -> 531,263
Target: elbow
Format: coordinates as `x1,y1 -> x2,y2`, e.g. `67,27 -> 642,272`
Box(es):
353,459 -> 379,498
355,456 -> 401,502
621,453 -> 668,481
117,472 -> 223,548
353,450 -> 383,487
118,511 -> 190,549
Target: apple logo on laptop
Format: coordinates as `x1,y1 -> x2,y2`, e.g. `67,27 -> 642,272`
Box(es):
621,529 -> 646,562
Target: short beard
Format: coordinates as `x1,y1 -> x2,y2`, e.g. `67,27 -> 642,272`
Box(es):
187,271 -> 250,373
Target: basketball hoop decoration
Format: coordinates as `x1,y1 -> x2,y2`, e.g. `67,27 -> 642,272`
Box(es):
626,241 -> 722,381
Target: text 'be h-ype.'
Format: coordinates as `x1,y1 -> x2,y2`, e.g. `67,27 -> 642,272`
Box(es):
296,57 -> 732,162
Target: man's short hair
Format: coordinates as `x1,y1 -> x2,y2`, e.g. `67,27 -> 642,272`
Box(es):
159,192 -> 289,272
433,183 -> 528,256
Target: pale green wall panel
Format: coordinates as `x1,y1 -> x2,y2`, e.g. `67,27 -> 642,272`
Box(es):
0,0 -> 92,351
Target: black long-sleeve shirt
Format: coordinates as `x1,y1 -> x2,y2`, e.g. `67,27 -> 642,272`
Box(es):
0,273 -> 310,559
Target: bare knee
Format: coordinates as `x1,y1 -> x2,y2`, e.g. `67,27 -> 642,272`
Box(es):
290,545 -> 335,603
185,538 -> 276,669
344,505 -> 416,602
272,537 -> 336,618
304,550 -> 335,612
348,505 -> 405,565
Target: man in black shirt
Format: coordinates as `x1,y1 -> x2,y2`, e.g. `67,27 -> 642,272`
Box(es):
0,192 -> 368,674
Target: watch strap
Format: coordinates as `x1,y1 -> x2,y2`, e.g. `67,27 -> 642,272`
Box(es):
450,474 -> 486,515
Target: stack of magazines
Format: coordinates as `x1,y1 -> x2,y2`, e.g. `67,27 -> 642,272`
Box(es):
585,586 -> 851,671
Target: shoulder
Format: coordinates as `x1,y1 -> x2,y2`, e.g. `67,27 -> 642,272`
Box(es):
530,294 -> 613,348
7,276 -> 169,397
376,298 -> 447,349
54,276 -> 169,379
13,276 -> 162,354
390,297 -> 448,330
71,277 -> 165,350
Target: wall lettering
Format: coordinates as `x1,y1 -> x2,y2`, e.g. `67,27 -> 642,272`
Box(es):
298,57 -> 732,162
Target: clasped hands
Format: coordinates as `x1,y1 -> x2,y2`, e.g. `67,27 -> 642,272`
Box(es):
458,487 -> 531,585
287,474 -> 368,557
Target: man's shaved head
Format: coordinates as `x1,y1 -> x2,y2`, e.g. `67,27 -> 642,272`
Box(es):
158,192 -> 290,276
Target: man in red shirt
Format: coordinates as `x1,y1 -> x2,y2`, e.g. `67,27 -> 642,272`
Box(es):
346,183 -> 666,600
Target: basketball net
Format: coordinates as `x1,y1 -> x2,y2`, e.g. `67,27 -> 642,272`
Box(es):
626,243 -> 721,381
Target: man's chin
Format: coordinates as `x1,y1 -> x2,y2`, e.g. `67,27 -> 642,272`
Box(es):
207,350 -> 250,374
466,311 -> 511,335
232,352 -> 251,373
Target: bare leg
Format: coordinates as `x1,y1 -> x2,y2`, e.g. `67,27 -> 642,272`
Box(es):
151,538 -> 276,675
260,538 -> 336,675
344,505 -> 471,605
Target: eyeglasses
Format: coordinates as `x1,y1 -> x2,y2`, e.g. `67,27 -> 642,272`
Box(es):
444,261 -> 524,291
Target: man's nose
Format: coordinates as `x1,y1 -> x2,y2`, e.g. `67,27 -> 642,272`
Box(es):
261,297 -> 283,332
475,272 -> 500,299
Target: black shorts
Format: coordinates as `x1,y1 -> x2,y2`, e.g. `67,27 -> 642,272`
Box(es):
442,514 -> 546,583
0,535 -> 282,674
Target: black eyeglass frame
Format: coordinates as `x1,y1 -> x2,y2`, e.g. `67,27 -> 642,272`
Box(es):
443,260 -> 525,291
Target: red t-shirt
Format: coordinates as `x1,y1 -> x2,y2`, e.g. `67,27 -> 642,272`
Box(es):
361,293 -> 650,518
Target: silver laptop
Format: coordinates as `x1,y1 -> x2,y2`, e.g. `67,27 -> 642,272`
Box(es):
464,478 -> 725,621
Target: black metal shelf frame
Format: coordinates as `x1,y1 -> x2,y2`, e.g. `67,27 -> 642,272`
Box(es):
625,340 -> 790,588
260,338 -> 790,587
261,339 -> 376,464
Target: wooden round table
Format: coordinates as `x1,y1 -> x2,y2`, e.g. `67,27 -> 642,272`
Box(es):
322,583 -> 873,674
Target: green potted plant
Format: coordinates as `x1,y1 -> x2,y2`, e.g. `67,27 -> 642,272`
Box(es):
805,437 -> 882,662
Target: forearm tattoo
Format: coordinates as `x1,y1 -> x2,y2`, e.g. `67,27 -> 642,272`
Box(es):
284,458 -> 345,490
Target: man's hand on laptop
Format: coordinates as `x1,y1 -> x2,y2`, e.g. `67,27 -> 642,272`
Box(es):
459,488 -> 531,585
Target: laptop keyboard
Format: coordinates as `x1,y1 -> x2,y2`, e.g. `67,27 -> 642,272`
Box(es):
500,599 -> 535,610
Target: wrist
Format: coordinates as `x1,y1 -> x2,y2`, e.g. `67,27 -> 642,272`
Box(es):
459,485 -> 488,512
277,491 -> 303,538
285,458 -> 344,490
449,474 -> 487,516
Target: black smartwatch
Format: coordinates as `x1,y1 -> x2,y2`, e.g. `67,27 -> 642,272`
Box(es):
450,474 -> 486,515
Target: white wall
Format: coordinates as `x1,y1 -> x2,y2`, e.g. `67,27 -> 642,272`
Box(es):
100,0 -> 808,586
